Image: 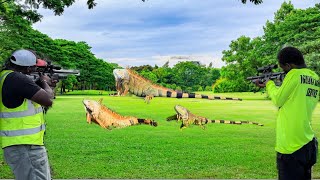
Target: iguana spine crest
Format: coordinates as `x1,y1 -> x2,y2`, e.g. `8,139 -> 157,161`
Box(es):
113,68 -> 242,101
83,99 -> 157,129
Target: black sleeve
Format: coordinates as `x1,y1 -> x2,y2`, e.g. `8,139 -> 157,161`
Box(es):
2,72 -> 41,108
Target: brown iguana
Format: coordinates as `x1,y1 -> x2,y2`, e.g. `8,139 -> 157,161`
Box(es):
113,68 -> 242,103
83,99 -> 157,129
167,105 -> 263,129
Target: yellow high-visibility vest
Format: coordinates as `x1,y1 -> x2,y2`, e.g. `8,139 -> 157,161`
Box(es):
0,70 -> 45,148
266,68 -> 319,154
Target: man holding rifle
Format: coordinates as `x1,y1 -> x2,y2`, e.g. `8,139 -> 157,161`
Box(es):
254,46 -> 319,180
0,49 -> 56,180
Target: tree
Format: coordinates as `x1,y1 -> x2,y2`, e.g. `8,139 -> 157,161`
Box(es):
262,2 -> 320,75
131,65 -> 154,72
219,2 -> 320,92
0,4 -> 67,65
140,70 -> 158,83
0,1 -> 119,92
172,61 -> 204,91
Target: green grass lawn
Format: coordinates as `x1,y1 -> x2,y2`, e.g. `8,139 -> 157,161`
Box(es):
0,92 -> 319,179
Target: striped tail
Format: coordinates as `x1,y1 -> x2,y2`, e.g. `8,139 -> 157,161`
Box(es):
165,91 -> 242,101
209,120 -> 263,126
138,118 -> 158,127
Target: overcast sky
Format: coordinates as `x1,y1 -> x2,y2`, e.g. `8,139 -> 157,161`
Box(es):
33,0 -> 317,68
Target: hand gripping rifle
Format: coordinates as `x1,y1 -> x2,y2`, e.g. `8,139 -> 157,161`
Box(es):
29,59 -> 80,83
247,64 -> 286,90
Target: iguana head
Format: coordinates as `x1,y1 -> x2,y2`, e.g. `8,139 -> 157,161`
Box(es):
113,69 -> 129,81
174,105 -> 188,116
113,69 -> 130,95
83,99 -> 102,114
83,99 -> 103,124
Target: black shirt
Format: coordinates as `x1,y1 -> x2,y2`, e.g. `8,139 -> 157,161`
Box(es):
2,72 -> 41,108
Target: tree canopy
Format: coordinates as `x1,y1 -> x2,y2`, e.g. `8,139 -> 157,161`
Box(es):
215,2 -> 320,92
0,7 -> 115,93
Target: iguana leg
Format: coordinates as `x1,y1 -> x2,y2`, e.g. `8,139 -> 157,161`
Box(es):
177,114 -> 182,121
144,96 -> 149,104
180,123 -> 187,130
120,80 -> 129,96
180,120 -> 190,130
144,95 -> 153,104
86,113 -> 92,124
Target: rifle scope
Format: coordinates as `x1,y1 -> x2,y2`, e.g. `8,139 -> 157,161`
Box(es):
257,64 -> 278,73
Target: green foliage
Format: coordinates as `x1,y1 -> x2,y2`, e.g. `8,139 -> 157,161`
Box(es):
63,75 -> 78,90
130,61 -> 220,92
140,70 -> 158,83
0,8 -> 116,92
221,2 -> 320,92
212,78 -> 227,93
185,87 -> 193,93
64,90 -> 113,95
175,86 -> 182,91
131,65 -> 154,72
172,61 -> 204,91
205,85 -> 212,91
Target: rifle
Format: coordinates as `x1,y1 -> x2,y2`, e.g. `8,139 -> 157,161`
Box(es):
28,59 -> 80,83
247,64 -> 286,87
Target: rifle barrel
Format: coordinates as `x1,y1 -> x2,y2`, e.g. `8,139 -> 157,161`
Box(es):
53,69 -> 80,74
246,72 -> 285,81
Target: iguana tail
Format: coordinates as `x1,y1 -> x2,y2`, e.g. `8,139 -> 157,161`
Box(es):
108,118 -> 158,129
209,119 -> 263,126
137,118 -> 158,127
166,114 -> 178,121
164,91 -> 242,101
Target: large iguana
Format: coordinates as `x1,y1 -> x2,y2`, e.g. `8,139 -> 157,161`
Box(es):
167,105 -> 263,129
83,99 -> 157,129
113,68 -> 242,102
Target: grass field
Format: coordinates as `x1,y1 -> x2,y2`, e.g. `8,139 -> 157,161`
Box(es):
0,92 -> 319,179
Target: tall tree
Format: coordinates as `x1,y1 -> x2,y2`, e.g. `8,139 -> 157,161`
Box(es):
219,2 -> 320,92
172,61 -> 204,91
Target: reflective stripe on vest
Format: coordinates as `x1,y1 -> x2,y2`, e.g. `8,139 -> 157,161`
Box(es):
0,100 -> 43,118
0,124 -> 45,137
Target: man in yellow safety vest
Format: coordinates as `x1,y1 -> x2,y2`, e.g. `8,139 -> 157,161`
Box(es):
255,46 -> 319,180
0,49 -> 55,180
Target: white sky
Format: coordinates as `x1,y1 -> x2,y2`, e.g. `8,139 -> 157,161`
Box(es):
33,0 -> 317,68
